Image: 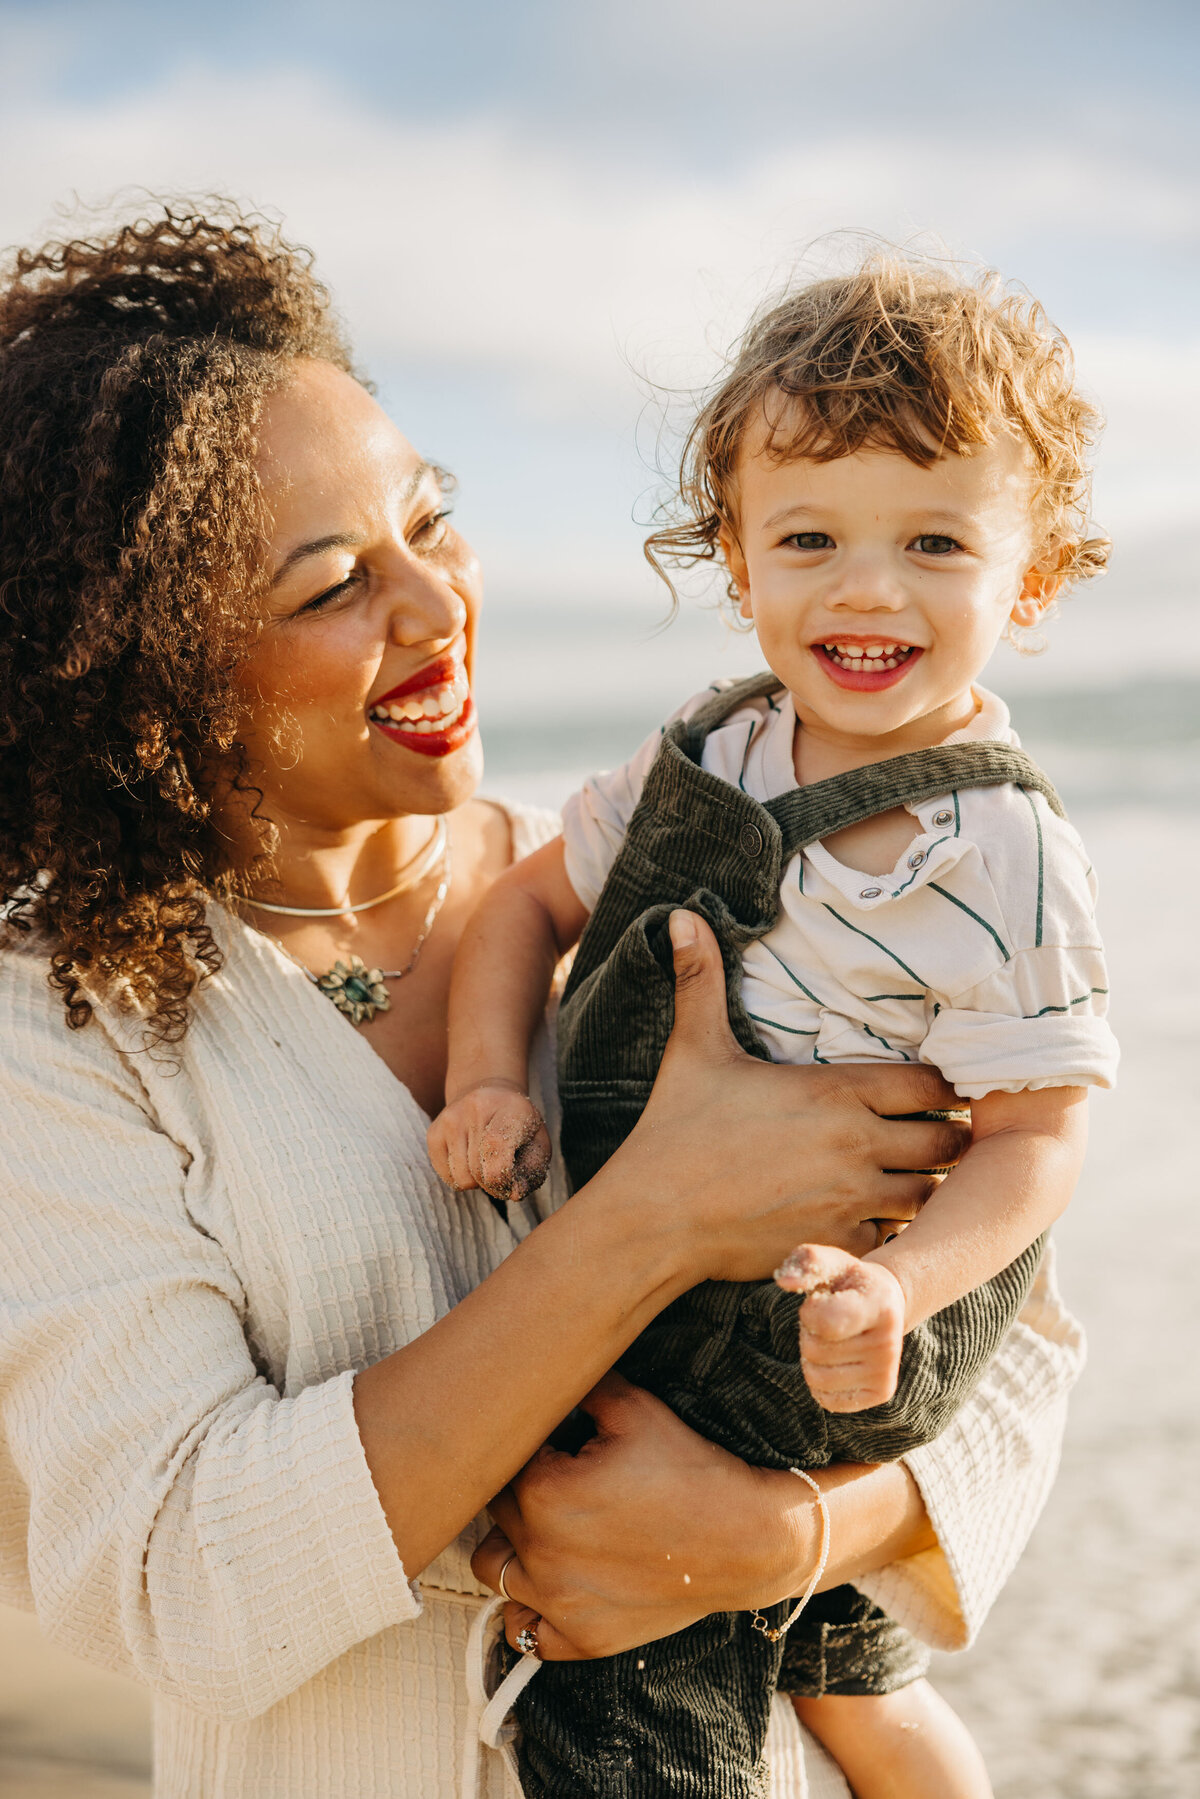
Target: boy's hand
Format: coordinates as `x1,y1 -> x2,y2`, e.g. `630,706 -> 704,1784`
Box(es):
427,1079 -> 552,1203
774,1244 -> 907,1412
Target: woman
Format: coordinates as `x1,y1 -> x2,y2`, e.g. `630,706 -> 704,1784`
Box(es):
0,206 -> 1081,1798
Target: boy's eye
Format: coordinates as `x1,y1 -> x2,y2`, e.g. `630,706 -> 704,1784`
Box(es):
786,531 -> 833,551
912,534 -> 961,556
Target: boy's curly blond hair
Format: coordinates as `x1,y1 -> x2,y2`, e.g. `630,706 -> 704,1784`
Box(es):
646,252 -> 1108,607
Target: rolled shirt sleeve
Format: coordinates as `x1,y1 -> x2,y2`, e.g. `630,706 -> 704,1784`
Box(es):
922,943 -> 1118,1098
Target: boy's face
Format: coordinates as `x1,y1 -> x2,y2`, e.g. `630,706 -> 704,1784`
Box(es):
723,414 -> 1050,750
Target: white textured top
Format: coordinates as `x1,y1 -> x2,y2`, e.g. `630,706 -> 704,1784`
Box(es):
0,801 -> 1084,1798
563,682 -> 1118,1098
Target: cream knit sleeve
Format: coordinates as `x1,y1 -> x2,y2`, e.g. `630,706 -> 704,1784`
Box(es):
855,1239 -> 1084,1649
0,949 -> 416,1720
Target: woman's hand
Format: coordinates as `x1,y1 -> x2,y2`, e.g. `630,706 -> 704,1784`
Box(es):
472,1373 -> 807,1659
585,910 -> 970,1286
471,1372 -> 933,1661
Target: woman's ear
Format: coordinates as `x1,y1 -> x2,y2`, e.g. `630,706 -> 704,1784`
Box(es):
718,527 -> 752,617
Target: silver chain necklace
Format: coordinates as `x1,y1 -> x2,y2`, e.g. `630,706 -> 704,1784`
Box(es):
246,837 -> 452,1027
241,819 -> 447,918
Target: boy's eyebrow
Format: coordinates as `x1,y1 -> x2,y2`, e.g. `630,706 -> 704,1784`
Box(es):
761,502 -> 822,532
759,502 -> 979,534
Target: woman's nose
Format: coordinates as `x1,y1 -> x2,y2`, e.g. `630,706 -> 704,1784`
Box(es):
384,556 -> 469,650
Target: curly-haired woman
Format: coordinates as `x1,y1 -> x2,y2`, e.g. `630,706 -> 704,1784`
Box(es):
0,206 -> 1082,1799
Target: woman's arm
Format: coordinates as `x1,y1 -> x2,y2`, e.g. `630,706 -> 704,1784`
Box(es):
0,949 -> 416,1720
0,917 -> 965,1719
469,1373 -> 933,1661
471,1244 -> 1080,1665
356,912 -> 968,1574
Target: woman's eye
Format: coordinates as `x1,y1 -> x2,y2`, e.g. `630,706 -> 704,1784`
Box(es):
912,534 -> 961,556
786,531 -> 833,551
301,573 -> 361,614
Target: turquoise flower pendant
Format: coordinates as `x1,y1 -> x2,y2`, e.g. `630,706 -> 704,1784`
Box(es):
315,956 -> 391,1025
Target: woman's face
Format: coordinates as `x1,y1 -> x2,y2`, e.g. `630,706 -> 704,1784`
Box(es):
235,358 -> 484,832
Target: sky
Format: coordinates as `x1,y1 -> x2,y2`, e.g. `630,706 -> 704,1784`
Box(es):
0,0 -> 1196,681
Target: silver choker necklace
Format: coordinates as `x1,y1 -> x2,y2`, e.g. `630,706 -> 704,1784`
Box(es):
242,819 -> 447,918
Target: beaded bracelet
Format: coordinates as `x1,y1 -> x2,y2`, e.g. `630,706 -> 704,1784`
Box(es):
750,1467 -> 832,1642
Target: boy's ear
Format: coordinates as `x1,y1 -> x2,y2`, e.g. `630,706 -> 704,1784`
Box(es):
1011,563 -> 1062,630
718,527 -> 752,618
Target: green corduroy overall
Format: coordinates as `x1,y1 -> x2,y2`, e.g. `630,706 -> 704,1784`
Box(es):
514,673 -> 1061,1799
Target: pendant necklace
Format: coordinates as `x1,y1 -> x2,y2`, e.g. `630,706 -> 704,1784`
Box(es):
240,822 -> 452,1026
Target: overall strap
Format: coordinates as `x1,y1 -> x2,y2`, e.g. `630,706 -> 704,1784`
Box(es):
765,741 -> 1065,859
676,671 -> 791,755
674,673 -> 1064,850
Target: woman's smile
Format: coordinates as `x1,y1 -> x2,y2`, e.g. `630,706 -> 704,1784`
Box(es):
367,641 -> 476,757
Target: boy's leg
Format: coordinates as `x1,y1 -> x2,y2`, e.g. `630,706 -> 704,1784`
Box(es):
793,1681 -> 994,1799
776,1586 -> 930,1698
513,1609 -> 786,1799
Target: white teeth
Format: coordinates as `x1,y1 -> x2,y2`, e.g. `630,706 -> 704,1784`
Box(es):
372,695 -> 466,734
822,641 -> 913,670
369,670 -> 470,733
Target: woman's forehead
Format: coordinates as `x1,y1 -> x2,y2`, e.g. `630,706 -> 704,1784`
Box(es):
256,359 -> 426,534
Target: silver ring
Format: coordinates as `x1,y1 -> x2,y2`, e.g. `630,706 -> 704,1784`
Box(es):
515,1623 -> 539,1656
497,1551 -> 518,1602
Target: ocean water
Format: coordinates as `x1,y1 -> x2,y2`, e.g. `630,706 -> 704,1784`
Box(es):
473,588 -> 1200,816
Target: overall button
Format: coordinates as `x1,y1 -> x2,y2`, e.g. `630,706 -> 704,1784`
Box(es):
860,885 -> 883,900
933,808 -> 954,827
907,850 -> 927,870
740,823 -> 764,857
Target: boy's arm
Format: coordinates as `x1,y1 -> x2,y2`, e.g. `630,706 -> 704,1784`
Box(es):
870,1085 -> 1088,1330
444,835 -> 588,1102
428,837 -> 589,1199
779,1086 -> 1087,1411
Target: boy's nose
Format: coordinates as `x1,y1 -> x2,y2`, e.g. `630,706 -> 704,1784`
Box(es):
825,554 -> 907,613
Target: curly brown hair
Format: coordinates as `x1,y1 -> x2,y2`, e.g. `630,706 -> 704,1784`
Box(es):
0,201 -> 357,1038
646,250 -> 1109,608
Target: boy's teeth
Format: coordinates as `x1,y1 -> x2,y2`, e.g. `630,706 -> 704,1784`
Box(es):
824,641 -> 912,671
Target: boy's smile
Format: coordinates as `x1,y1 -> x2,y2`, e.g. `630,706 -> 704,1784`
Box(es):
722,413 -> 1052,769
812,637 -> 924,691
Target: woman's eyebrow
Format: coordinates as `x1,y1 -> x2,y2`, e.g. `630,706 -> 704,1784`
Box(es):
270,463 -> 435,588
270,531 -> 362,587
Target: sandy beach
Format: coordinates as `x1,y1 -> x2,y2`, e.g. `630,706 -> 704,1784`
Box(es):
1,798 -> 1195,1797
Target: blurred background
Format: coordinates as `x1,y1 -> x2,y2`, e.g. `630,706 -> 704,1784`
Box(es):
0,2 -> 1196,1793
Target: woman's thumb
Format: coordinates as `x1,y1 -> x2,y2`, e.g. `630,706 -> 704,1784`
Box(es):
663,909 -> 740,1061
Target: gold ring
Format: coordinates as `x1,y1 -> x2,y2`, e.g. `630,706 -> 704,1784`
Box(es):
497,1551 -> 518,1602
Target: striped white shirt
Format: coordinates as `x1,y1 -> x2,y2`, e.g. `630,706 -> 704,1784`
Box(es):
562,683 -> 1118,1098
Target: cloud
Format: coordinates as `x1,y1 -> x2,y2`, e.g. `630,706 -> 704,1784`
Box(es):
0,60 -> 1196,544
